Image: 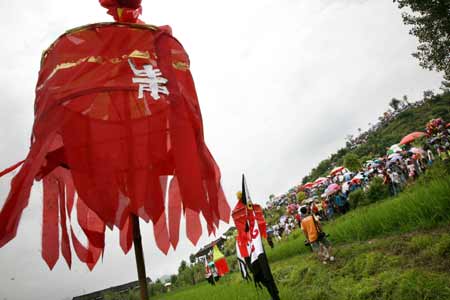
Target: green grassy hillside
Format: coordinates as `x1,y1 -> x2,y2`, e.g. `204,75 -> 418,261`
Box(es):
302,92 -> 450,183
155,229 -> 450,300
153,163 -> 450,300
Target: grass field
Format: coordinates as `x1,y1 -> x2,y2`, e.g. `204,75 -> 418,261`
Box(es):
155,228 -> 450,300
153,163 -> 450,300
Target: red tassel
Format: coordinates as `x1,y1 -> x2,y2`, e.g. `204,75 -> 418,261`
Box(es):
186,208 -> 202,245
0,133 -> 56,248
76,196 -> 106,245
87,243 -> 103,271
168,177 -> 182,249
120,215 -> 133,254
153,213 -> 170,254
0,160 -> 25,178
42,177 -> 60,270
58,177 -> 72,268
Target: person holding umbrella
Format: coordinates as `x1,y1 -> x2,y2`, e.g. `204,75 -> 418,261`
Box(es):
334,192 -> 349,214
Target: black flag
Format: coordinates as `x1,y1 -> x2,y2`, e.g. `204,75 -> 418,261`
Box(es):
239,174 -> 280,300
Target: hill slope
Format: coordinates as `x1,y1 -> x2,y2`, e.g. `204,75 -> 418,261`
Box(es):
302,91 -> 450,183
155,163 -> 450,300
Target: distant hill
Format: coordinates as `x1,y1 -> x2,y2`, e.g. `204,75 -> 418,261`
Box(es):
301,91 -> 450,184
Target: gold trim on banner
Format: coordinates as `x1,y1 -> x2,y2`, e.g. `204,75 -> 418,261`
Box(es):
37,50 -> 155,91
41,22 -> 159,67
172,61 -> 189,71
129,50 -> 151,59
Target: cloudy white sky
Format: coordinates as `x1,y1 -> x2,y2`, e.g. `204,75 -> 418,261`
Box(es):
0,0 -> 444,299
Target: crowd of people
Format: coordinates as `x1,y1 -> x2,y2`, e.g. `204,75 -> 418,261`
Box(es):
265,118 -> 450,263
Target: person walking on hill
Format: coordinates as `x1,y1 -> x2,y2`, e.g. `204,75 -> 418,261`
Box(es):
388,169 -> 401,196
334,192 -> 348,214
300,206 -> 334,263
426,147 -> 435,166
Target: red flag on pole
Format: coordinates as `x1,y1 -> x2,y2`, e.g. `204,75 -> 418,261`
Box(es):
232,175 -> 279,300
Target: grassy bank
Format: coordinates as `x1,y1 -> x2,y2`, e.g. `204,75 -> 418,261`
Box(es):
153,164 -> 450,300
328,166 -> 450,242
155,228 -> 450,300
265,163 -> 450,263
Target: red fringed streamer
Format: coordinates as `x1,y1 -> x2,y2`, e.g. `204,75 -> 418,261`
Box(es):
58,178 -> 72,268
0,160 -> 25,178
0,22 -> 230,269
42,176 -> 60,270
153,214 -> 170,255
120,215 -> 133,254
168,177 -> 182,249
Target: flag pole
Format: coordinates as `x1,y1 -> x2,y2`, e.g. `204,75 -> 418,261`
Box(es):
132,215 -> 150,300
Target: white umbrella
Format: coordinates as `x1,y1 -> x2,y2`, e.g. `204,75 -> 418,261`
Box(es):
389,154 -> 402,162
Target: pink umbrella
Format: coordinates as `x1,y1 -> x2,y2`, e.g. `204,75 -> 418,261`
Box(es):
330,166 -> 345,176
410,147 -> 425,155
399,132 -> 426,145
287,203 -> 299,214
325,183 -> 341,196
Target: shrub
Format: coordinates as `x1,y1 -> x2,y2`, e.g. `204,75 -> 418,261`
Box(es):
343,152 -> 361,172
348,189 -> 366,209
365,177 -> 389,204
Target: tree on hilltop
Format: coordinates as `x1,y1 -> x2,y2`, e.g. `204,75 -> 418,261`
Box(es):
393,0 -> 450,77
389,98 -> 402,111
343,152 -> 361,172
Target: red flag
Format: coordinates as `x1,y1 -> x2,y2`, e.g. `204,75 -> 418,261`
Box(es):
231,175 -> 279,300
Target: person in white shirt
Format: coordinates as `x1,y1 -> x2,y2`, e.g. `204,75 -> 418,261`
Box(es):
388,169 -> 401,195
427,148 -> 435,165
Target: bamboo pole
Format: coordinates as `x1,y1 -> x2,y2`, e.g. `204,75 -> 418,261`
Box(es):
132,215 -> 150,300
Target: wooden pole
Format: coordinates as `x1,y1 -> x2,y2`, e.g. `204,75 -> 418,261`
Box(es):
132,215 -> 150,300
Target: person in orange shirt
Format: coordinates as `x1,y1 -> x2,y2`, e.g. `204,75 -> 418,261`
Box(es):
300,206 -> 334,263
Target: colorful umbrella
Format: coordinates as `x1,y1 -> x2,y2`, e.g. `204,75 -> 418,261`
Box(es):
388,144 -> 403,154
313,177 -> 328,186
426,118 -> 445,135
351,177 -> 361,184
399,132 -> 426,145
389,154 -> 403,162
287,203 -> 299,214
366,160 -> 380,168
302,182 -> 314,189
330,166 -> 345,176
410,147 -> 425,155
388,152 -> 401,159
364,169 -> 375,176
353,173 -> 364,180
324,183 -> 340,196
